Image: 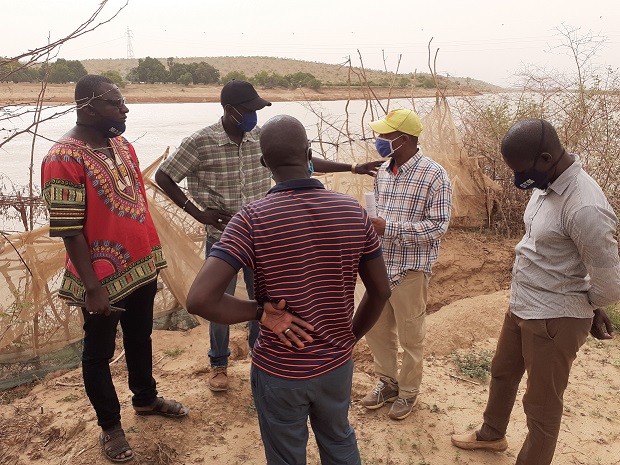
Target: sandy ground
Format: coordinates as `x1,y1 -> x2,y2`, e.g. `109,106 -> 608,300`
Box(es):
1,230 -> 619,465
0,82 -> 480,106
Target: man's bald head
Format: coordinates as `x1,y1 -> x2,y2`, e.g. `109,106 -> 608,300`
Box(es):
260,115 -> 310,179
501,118 -> 562,165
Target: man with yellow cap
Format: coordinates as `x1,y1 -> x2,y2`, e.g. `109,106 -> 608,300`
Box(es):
360,108 -> 452,420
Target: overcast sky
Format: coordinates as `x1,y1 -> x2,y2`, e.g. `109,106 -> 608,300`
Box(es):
5,0 -> 619,86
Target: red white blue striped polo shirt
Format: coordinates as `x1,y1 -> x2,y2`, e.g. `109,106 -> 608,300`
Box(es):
210,178 -> 382,379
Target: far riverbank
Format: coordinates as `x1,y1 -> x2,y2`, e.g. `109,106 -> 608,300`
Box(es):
1,82 -> 483,105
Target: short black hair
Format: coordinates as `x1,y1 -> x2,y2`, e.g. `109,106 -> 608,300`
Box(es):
501,118 -> 561,161
75,74 -> 115,103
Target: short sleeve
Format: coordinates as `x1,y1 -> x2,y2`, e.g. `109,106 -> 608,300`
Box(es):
157,134 -> 200,183
41,144 -> 87,237
209,208 -> 256,270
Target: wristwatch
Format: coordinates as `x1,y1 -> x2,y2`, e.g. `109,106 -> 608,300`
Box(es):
256,301 -> 264,321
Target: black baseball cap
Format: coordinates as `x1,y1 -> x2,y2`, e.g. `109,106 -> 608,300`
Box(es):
220,80 -> 272,111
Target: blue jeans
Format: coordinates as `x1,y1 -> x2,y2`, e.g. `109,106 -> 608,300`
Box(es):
81,280 -> 158,430
251,360 -> 361,465
206,235 -> 259,367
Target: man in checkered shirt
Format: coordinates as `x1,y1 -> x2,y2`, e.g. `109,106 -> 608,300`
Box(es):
360,108 -> 453,421
155,80 -> 383,392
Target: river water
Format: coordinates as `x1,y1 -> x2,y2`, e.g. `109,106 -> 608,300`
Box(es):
1,96 -> 449,230
1,97 -> 448,186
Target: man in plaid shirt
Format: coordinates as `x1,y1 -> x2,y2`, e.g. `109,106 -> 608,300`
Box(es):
360,108 -> 453,420
155,80 -> 383,392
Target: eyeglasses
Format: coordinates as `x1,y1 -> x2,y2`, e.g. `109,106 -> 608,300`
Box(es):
93,97 -> 126,108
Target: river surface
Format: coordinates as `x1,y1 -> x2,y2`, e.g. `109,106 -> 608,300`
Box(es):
1,97 -> 448,186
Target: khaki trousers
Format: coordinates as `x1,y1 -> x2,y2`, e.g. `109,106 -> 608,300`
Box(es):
479,310 -> 591,465
364,271 -> 427,399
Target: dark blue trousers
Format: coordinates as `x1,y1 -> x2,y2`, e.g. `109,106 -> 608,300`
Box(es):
251,360 -> 361,465
206,235 -> 259,367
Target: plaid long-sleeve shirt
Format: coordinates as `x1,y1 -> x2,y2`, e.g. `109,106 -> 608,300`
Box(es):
374,150 -> 453,288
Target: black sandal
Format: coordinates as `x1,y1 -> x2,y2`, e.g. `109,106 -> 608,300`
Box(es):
99,427 -> 133,463
134,396 -> 189,417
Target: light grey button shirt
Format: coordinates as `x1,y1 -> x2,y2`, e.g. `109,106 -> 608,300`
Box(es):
510,155 -> 620,320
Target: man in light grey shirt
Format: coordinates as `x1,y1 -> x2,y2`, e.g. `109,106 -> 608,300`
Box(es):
452,118 -> 620,465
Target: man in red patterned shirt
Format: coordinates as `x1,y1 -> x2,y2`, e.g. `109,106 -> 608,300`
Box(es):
41,75 -> 188,463
186,115 -> 391,464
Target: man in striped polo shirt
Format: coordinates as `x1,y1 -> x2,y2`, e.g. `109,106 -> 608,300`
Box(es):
361,108 -> 453,421
156,80 -> 383,392
186,115 -> 391,464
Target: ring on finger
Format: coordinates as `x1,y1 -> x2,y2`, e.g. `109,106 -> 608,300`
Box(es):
284,328 -> 291,335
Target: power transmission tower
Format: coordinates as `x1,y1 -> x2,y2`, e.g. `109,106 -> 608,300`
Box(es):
126,27 -> 134,59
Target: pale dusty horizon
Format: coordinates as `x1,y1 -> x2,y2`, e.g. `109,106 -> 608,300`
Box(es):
4,0 -> 619,87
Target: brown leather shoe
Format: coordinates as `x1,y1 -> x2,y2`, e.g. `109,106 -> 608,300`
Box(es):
451,430 -> 508,452
208,367 -> 228,392
388,396 -> 418,420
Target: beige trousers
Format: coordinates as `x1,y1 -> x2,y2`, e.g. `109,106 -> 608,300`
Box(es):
364,271 -> 427,399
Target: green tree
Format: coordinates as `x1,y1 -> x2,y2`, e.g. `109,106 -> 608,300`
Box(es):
0,58 -> 38,82
177,72 -> 193,86
284,72 -> 317,88
43,59 -> 87,83
188,62 -> 219,84
128,57 -> 170,83
65,59 -> 88,80
169,63 -> 191,83
101,70 -> 125,87
252,71 -> 287,89
306,78 -> 322,90
220,70 -> 248,83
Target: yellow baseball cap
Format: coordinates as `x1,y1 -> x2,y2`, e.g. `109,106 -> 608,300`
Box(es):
369,108 -> 423,137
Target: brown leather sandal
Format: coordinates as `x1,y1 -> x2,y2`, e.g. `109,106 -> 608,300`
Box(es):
134,396 -> 189,417
99,427 -> 133,463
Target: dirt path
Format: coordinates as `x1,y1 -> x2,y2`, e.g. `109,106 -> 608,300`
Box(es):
1,231 -> 618,465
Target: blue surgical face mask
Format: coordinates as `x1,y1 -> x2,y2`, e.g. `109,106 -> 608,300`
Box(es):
375,134 -> 404,158
231,107 -> 258,132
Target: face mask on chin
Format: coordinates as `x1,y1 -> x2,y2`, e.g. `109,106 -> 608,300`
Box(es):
375,134 -> 404,158
98,120 -> 126,139
85,104 -> 126,138
230,107 -> 258,132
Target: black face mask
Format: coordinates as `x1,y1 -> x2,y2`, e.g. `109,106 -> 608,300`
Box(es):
513,119 -> 563,190
97,120 -> 126,139
514,149 -> 565,190
85,105 -> 127,139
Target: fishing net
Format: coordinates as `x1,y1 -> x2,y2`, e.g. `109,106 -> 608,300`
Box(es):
0,102 -> 497,388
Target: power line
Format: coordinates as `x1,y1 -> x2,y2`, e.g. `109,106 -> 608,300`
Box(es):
126,27 -> 134,59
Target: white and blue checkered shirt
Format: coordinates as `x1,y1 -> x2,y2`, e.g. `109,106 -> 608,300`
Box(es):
374,149 -> 453,288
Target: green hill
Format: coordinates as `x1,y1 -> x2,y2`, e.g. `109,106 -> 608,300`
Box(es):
82,56 -> 501,92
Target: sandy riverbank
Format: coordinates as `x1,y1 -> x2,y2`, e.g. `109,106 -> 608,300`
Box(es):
1,82 -> 481,105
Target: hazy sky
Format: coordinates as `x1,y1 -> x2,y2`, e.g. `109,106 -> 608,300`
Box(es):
5,0 -> 619,86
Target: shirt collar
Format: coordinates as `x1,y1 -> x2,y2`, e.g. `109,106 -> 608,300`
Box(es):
213,118 -> 260,146
268,178 -> 325,194
385,149 -> 424,174
546,154 -> 580,196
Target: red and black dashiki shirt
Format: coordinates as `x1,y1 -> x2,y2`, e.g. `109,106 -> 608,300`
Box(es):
41,136 -> 167,304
